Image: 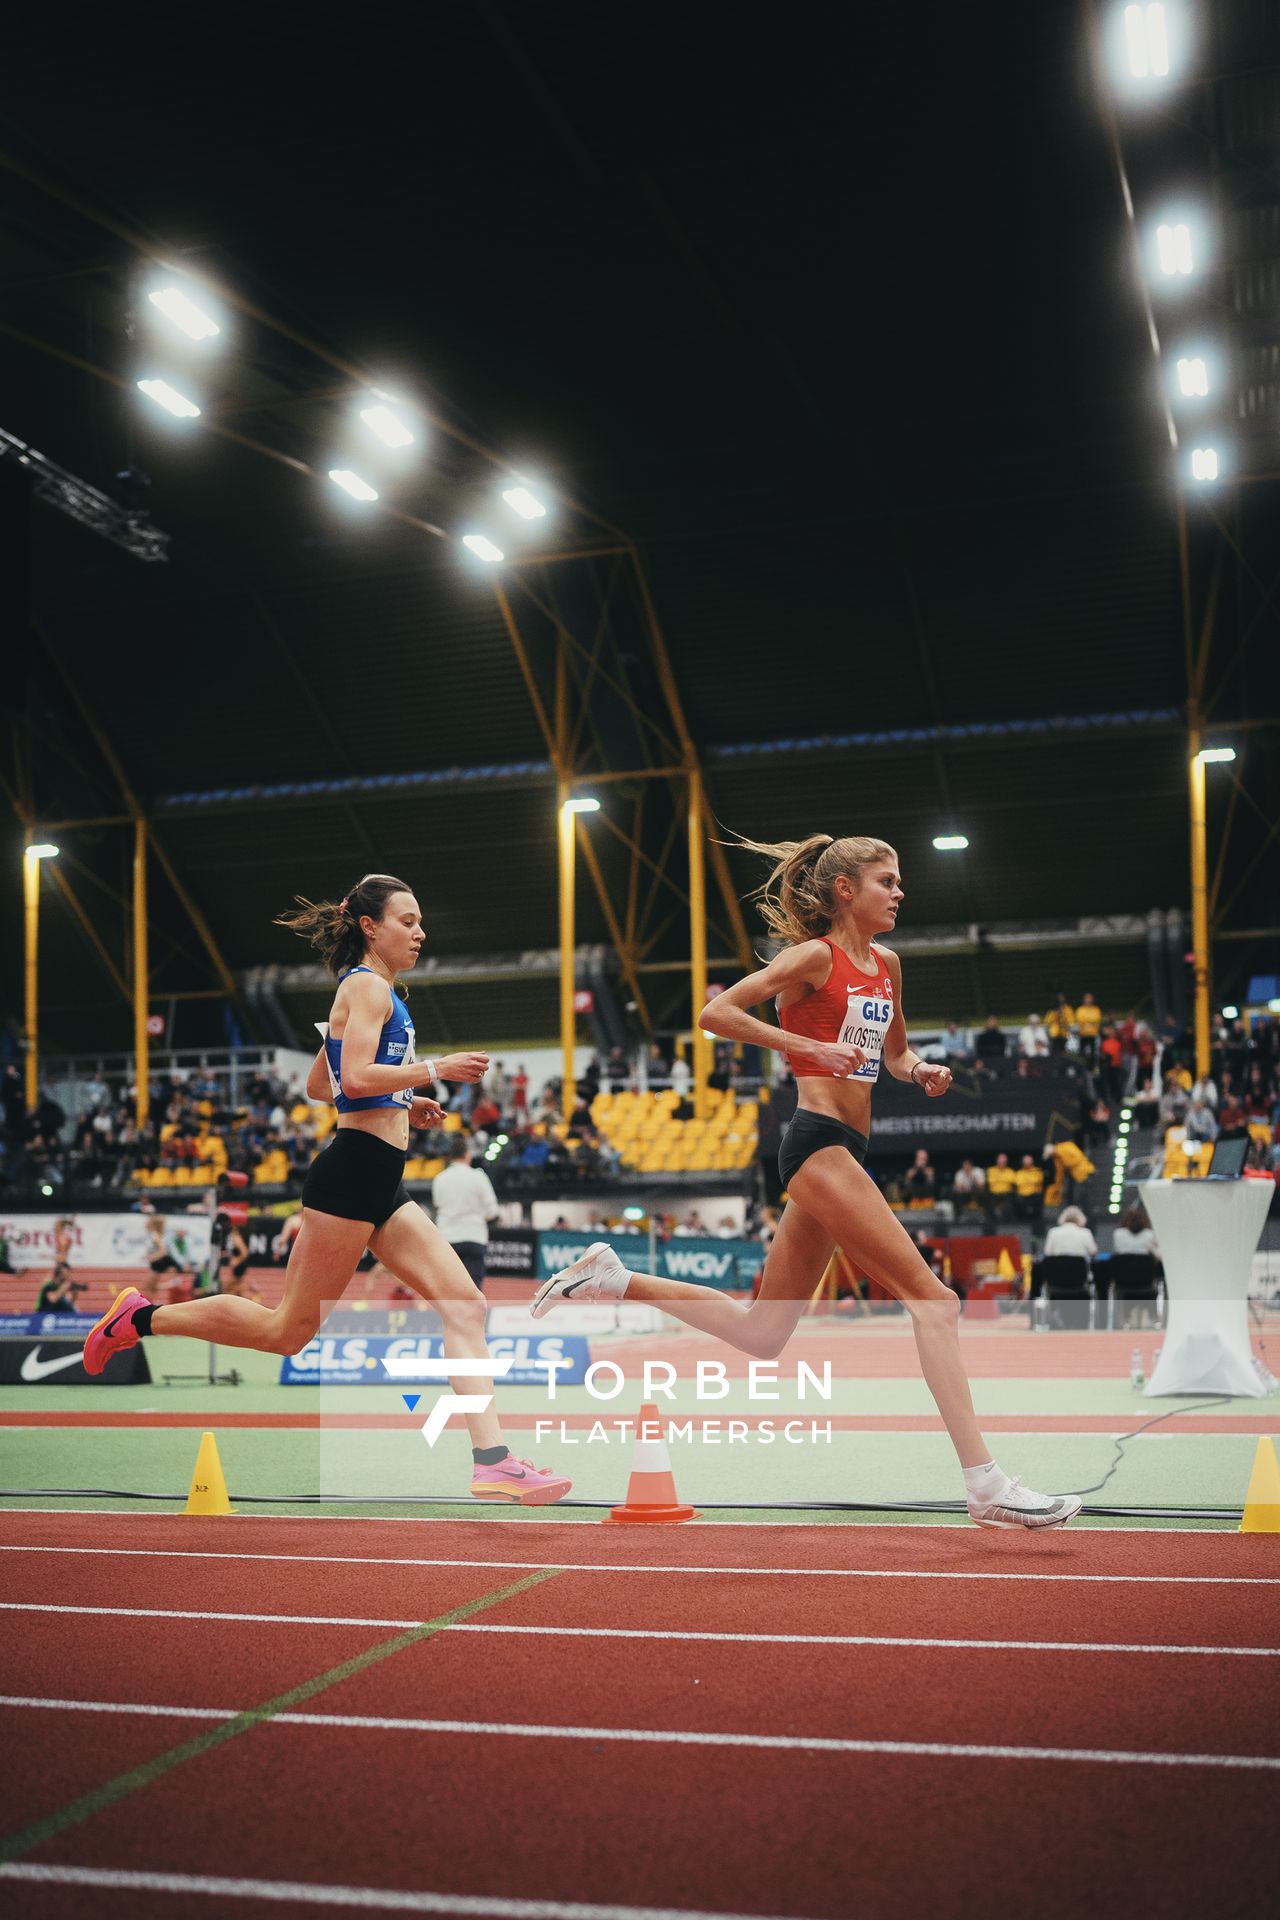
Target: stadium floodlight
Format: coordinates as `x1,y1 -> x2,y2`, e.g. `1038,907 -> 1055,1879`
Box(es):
147,285 -> 221,341
563,796 -> 601,815
359,402 -> 415,449
1156,222 -> 1193,275
502,485 -> 548,520
462,533 -> 504,563
932,834 -> 969,851
1124,4 -> 1169,78
1189,447 -> 1219,482
1221,1004 -> 1239,1019
1196,746 -> 1235,765
328,469 -> 379,503
137,378 -> 200,420
24,842 -> 59,860
1176,356 -> 1208,397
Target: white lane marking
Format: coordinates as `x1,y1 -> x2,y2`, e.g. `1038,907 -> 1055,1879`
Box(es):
0,1507 -> 1244,1533
0,1591 -> 1275,1659
0,1544 -> 1271,1585
0,1862 -> 810,1920
0,1698 -> 1275,1772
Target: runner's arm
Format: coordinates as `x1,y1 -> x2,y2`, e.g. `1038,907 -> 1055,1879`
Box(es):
697,942 -> 866,1076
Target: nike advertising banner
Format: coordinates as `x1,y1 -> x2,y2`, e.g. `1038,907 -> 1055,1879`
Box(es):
0,1213 -> 213,1270
0,1338 -> 152,1385
535,1232 -> 764,1291
279,1332 -> 590,1387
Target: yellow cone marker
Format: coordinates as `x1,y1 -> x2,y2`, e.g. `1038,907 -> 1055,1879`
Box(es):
185,1431 -> 234,1515
1239,1435 -> 1280,1534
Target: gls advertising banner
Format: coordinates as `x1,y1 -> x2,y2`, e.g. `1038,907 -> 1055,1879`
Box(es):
280,1332 -> 590,1387
536,1233 -> 764,1291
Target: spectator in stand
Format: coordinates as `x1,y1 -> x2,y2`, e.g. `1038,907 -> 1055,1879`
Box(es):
1184,1097 -> 1218,1145
1044,994 -> 1075,1055
986,1152 -> 1016,1224
1098,1023 -> 1124,1106
1075,993 -> 1102,1065
1014,1153 -> 1045,1224
511,1066 -> 529,1122
1018,1013 -> 1051,1060
1113,1203 -> 1159,1259
975,1015 -> 1007,1067
903,1149 -> 936,1208
430,1138 -> 499,1291
940,1021 -> 971,1064
1244,1064 -> 1273,1121
1132,1079 -> 1160,1130
951,1158 -> 985,1211
1190,1070 -> 1218,1110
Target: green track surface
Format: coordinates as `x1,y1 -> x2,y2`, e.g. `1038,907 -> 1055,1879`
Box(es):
0,1338 -> 1268,1529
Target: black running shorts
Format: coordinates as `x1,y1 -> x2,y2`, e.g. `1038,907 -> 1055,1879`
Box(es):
301,1129 -> 411,1229
778,1110 -> 870,1190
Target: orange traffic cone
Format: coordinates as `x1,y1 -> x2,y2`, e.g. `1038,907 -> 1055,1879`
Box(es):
605,1402 -> 698,1524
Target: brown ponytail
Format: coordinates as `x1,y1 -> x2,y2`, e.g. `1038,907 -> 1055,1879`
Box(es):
275,872 -> 412,976
734,833 -> 897,944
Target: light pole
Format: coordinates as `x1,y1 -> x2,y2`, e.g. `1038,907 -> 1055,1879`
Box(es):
22,842 -> 60,1112
558,793 -> 600,1120
1189,742 -> 1235,1080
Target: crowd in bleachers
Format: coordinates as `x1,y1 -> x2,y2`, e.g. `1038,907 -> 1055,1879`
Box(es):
2,1003 -> 1277,1204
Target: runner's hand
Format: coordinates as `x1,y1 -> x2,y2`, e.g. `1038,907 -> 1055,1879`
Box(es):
436,1052 -> 490,1082
408,1097 -> 444,1128
787,1040 -> 867,1078
914,1063 -> 952,1099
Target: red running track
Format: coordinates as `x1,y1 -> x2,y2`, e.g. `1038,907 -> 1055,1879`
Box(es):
0,1512 -> 1277,1920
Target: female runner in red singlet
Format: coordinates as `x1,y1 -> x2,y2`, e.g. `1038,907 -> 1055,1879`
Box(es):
534,835 -> 1080,1529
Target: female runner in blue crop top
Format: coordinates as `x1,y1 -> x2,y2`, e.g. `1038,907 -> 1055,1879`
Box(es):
83,872 -> 571,1504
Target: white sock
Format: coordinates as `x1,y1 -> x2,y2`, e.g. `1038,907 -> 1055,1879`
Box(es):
962,1459 -> 1008,1502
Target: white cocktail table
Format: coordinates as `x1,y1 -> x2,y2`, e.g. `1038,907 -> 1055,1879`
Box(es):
1139,1178 -> 1273,1397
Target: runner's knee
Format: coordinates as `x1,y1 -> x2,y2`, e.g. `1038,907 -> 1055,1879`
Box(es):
268,1311 -> 320,1355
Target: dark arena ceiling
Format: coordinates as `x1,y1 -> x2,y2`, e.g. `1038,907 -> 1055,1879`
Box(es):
2,3 -> 1278,1058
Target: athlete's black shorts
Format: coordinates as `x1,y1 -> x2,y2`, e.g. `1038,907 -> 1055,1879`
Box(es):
301,1129 -> 411,1230
778,1110 -> 870,1191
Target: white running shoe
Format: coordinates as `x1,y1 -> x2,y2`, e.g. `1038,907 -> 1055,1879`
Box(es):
530,1240 -> 630,1317
967,1476 -> 1083,1530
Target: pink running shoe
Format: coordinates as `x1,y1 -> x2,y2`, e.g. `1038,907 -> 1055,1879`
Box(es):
470,1456 -> 572,1506
82,1287 -> 151,1377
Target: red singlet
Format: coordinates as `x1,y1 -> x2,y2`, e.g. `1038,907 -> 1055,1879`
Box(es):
777,938 -> 895,1084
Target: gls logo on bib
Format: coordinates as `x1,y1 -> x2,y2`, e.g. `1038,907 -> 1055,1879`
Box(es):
839,988 -> 893,1083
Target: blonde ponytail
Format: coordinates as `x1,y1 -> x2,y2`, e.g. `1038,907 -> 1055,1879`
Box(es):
733,833 -> 897,945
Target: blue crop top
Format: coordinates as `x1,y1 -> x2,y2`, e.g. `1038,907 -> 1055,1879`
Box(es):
318,966 -> 417,1114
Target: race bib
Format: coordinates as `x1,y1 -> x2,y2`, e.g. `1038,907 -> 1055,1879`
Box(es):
838,991 -> 893,1083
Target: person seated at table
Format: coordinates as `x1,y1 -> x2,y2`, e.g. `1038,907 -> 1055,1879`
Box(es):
1043,1206 -> 1097,1261
1112,1203 -> 1158,1260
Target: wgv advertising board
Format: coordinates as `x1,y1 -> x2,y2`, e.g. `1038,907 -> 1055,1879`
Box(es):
535,1233 -> 763,1291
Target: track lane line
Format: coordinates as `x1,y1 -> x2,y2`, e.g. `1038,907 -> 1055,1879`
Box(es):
0,1509 -> 1246,1532
0,1546 -> 1272,1586
1,1613 -> 1275,1657
1,1863 -> 808,1919
0,1699 -> 1275,1771
0,1570 -> 559,1868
